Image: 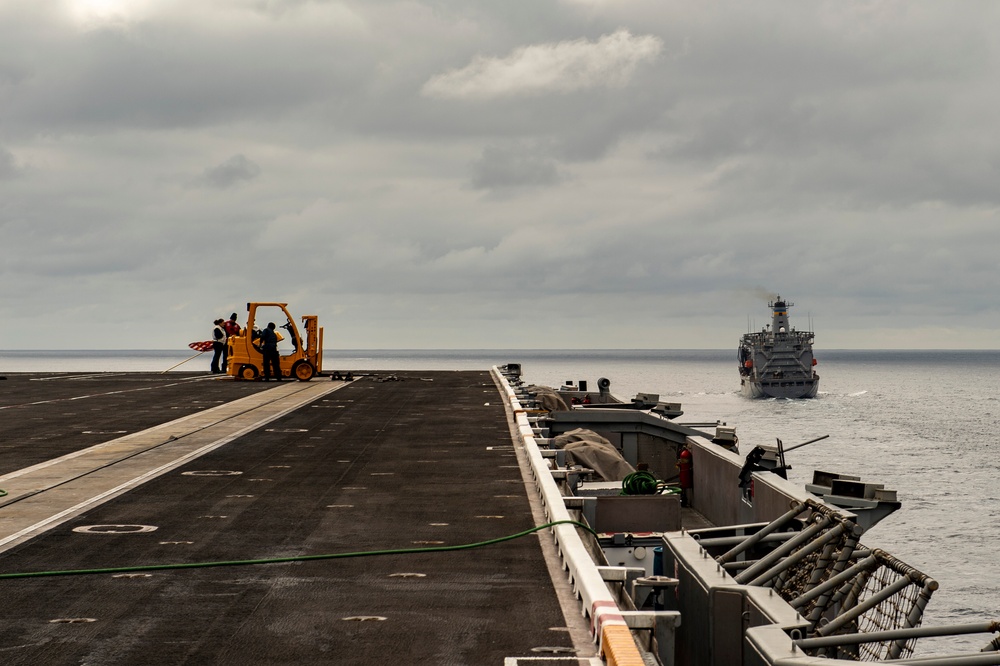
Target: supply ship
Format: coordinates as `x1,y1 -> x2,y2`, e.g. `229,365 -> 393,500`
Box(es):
739,297 -> 819,399
0,352 -> 996,663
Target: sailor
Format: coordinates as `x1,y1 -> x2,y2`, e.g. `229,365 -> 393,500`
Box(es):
210,319 -> 227,374
260,322 -> 282,381
223,313 -> 242,339
221,313 -> 242,373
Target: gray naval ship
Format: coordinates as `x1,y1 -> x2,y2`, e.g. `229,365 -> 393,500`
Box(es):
739,297 -> 819,399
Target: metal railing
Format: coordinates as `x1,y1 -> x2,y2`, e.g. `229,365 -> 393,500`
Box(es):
493,365 -> 662,666
712,499 -> 944,660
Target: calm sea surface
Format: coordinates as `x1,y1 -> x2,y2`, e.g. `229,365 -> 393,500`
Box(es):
2,348 -> 998,654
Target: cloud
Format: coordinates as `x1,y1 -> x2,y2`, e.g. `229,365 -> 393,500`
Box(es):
64,0 -> 161,30
422,28 -> 662,100
0,3 -> 370,138
0,147 -> 21,179
469,144 -> 564,192
4,2 -> 1000,350
194,154 -> 261,189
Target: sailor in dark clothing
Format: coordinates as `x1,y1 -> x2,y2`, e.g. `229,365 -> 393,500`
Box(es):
260,322 -> 282,381
210,319 -> 227,374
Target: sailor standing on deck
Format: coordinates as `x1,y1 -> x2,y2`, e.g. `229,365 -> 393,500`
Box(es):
221,313 -> 242,373
210,319 -> 227,374
260,322 -> 282,381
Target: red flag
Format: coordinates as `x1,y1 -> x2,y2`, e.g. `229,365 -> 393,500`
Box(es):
189,340 -> 214,352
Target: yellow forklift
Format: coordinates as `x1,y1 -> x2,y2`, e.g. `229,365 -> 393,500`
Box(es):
226,302 -> 323,381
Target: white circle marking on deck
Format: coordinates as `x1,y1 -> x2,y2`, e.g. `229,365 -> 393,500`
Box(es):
73,524 -> 158,535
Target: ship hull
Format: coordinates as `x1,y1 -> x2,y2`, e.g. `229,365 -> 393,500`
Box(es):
740,376 -> 819,399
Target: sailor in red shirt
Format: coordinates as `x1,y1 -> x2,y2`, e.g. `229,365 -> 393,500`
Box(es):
223,313 -> 242,338
221,313 -> 242,373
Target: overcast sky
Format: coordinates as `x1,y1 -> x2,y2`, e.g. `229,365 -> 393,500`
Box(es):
2,1 -> 999,350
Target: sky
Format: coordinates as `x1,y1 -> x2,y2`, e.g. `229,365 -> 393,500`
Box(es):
1,0 -> 999,350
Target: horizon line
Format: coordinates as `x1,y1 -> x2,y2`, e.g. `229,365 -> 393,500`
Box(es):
4,348 -> 999,353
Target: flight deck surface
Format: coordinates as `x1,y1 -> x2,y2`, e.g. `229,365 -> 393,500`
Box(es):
0,371 -> 585,665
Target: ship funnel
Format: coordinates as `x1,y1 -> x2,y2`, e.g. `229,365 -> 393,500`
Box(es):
771,297 -> 792,334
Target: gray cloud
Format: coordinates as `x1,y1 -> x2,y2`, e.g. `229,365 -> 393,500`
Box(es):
0,6 -> 370,137
2,1 -> 1000,349
194,155 -> 262,189
469,144 -> 564,192
0,147 -> 20,179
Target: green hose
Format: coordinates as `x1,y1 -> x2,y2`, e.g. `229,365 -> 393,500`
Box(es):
0,519 -> 597,580
619,472 -> 682,496
620,471 -> 659,495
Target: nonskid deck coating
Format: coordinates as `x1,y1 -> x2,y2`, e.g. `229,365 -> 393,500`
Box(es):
0,380 -> 343,552
0,371 -> 585,665
0,372 -> 274,474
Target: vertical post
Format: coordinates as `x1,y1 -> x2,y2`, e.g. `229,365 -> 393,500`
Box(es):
816,575 -> 913,637
621,433 -> 638,467
889,579 -> 938,659
804,521 -> 862,602
797,555 -> 878,623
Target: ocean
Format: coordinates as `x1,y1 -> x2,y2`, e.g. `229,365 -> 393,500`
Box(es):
2,348 -> 997,655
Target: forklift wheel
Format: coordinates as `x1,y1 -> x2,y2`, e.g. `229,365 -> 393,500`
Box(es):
292,361 -> 315,382
238,364 -> 259,381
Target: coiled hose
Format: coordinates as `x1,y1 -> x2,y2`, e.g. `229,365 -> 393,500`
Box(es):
620,471 -> 681,496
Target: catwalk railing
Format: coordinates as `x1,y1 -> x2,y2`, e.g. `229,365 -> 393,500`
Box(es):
714,500 -> 935,660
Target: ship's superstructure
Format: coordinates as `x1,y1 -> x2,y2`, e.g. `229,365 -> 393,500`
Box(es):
739,297 -> 819,398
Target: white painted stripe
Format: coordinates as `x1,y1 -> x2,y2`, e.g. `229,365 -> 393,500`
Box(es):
0,382 -> 342,551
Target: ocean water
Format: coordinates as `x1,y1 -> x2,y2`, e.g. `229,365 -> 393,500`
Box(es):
2,348 -> 998,654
